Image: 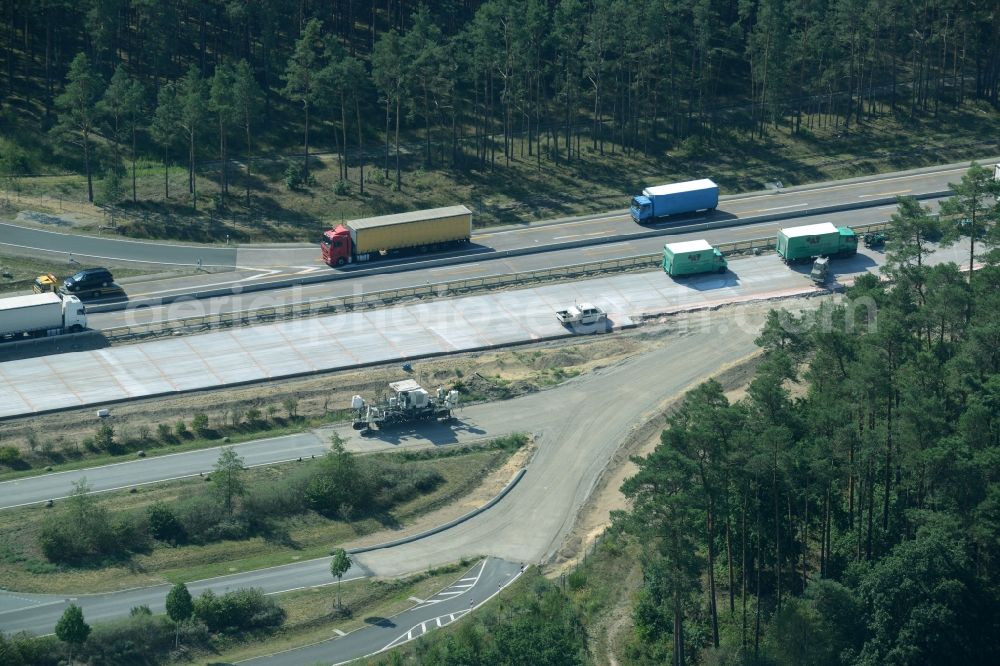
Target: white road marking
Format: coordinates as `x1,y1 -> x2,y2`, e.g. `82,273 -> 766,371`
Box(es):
430,263 -> 480,272
754,203 -> 809,212
859,189 -> 911,198
553,231 -> 610,240
407,596 -> 424,603
235,269 -> 283,282
334,629 -> 346,636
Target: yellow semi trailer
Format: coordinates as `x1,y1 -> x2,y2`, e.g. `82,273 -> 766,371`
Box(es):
320,205 -> 473,266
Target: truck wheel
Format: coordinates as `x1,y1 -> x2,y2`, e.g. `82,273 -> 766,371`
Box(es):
336,257 -> 347,267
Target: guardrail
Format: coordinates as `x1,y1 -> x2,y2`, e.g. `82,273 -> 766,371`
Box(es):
100,220 -> 892,343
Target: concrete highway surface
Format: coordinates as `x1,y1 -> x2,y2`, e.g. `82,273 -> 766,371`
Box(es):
0,238 -> 972,420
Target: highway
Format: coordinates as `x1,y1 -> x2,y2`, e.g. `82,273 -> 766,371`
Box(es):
1,157 -> 990,316
0,158 -> 988,660
0,237 -> 973,420
243,558 -> 523,666
85,196 -> 936,330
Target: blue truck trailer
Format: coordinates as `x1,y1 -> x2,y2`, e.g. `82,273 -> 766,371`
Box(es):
630,178 -> 719,223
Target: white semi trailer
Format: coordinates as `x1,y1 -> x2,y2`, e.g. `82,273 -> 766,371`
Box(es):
0,292 -> 87,340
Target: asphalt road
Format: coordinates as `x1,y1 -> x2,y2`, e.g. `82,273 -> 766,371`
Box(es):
87,196 -> 942,331
241,558 -> 523,666
0,219 -> 240,268
2,157 -> 992,313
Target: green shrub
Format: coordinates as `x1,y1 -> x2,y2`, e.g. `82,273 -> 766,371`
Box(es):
80,613 -> 178,665
174,420 -> 188,438
192,412 -> 209,434
0,445 -> 22,466
0,631 -> 61,666
94,424 -> 122,454
156,423 -> 172,442
147,502 -> 186,544
194,588 -> 285,634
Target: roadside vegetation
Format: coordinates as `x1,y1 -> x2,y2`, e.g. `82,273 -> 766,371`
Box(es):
361,567 -> 588,666
2,2 -> 999,242
0,400 -> 348,480
0,434 -> 528,594
0,559 -> 476,666
352,179 -> 1000,664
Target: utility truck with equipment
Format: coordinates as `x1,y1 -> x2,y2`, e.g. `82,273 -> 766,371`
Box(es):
351,380 -> 460,434
776,222 -> 857,263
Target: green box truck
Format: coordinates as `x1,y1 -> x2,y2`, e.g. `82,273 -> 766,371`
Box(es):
663,239 -> 727,277
776,222 -> 857,263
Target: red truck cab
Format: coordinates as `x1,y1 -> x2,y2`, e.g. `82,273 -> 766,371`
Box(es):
321,225 -> 352,266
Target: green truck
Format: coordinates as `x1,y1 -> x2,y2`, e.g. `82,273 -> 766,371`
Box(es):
663,239 -> 727,277
776,222 -> 857,263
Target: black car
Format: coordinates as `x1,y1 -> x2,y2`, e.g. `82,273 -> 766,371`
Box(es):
63,267 -> 114,292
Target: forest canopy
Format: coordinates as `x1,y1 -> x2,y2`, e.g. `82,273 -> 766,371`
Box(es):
2,0 -> 998,205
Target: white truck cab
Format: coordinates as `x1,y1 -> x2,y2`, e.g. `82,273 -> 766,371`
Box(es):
61,295 -> 88,331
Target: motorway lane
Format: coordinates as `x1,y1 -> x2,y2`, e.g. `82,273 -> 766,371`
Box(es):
0,240 -> 972,419
242,558 -> 523,666
0,430 -> 329,509
0,221 -> 239,268
1,157 -> 990,306
87,196 -> 945,330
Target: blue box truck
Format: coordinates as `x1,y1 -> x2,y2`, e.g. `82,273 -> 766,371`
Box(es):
630,178 -> 719,223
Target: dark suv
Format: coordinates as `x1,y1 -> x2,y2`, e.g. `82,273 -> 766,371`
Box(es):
63,267 -> 114,293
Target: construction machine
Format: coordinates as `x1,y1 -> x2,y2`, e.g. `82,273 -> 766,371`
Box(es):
351,380 -> 460,434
